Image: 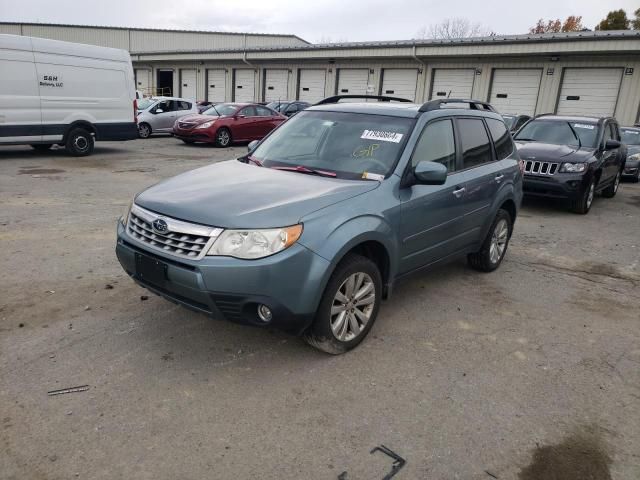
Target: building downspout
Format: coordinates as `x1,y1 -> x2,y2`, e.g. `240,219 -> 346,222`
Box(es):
412,44 -> 428,101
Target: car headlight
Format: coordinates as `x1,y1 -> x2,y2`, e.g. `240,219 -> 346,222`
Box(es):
559,163 -> 587,173
207,224 -> 303,259
628,153 -> 640,161
121,200 -> 133,225
196,121 -> 215,129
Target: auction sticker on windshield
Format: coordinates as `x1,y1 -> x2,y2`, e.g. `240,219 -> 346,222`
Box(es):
361,130 -> 404,143
572,123 -> 595,130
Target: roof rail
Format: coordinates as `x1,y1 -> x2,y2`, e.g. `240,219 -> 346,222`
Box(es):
315,95 -> 412,105
419,98 -> 497,113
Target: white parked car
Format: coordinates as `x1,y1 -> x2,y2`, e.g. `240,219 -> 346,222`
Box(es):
136,97 -> 198,138
0,34 -> 138,156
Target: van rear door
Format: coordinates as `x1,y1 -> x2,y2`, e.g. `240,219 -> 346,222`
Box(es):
0,35 -> 42,144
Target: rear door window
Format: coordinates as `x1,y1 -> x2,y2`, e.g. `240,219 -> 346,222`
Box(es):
457,118 -> 493,169
255,106 -> 274,117
411,119 -> 456,172
486,118 -> 514,160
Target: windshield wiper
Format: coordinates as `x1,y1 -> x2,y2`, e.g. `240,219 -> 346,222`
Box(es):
566,123 -> 582,148
515,138 -> 536,142
245,156 -> 263,167
272,165 -> 337,177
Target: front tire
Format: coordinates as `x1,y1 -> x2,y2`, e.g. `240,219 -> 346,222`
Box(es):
304,254 -> 381,354
569,177 -> 595,214
214,127 -> 231,147
468,209 -> 512,273
138,123 -> 152,139
601,170 -> 621,198
65,128 -> 94,157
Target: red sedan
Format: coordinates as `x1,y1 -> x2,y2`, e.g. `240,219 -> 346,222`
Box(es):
172,103 -> 286,147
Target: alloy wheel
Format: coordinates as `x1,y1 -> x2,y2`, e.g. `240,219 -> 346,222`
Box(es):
489,219 -> 509,264
586,182 -> 595,209
330,272 -> 375,342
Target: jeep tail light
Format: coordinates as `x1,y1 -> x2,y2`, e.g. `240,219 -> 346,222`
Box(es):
133,99 -> 138,123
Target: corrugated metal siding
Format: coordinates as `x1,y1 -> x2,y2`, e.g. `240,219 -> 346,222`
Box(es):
21,25 -> 129,49
0,24 -> 22,35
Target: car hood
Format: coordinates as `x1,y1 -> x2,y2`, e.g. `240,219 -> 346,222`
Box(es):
134,160 -> 379,229
515,142 -> 595,163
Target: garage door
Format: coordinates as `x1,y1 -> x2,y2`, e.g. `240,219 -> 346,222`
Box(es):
381,69 -> 419,101
264,69 -> 289,102
556,68 -> 624,117
206,69 -> 226,102
298,69 -> 326,103
234,69 -> 255,102
489,69 -> 542,116
430,69 -> 475,100
134,69 -> 151,94
337,69 -> 370,101
180,69 -> 197,100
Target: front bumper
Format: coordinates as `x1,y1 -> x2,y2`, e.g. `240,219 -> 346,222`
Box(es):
172,126 -> 216,143
523,172 -> 587,199
622,162 -> 639,178
115,222 -> 331,335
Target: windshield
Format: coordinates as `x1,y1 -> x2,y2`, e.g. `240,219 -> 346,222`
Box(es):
515,120 -> 598,148
502,116 -> 516,129
266,102 -> 289,112
137,98 -> 155,110
202,103 -> 239,116
621,128 -> 640,145
250,111 -> 414,179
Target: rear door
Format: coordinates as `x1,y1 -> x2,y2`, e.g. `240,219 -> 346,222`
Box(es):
399,118 -> 468,273
600,121 -> 621,183
254,105 -> 280,137
453,117 -> 507,246
233,106 -> 258,140
0,35 -> 41,144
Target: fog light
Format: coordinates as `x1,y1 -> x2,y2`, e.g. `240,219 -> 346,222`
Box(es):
257,304 -> 273,323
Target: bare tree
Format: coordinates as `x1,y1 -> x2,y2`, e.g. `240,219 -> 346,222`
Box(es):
415,18 -> 493,40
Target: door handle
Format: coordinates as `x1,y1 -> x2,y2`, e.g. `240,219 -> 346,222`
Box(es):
452,186 -> 466,198
495,174 -> 505,183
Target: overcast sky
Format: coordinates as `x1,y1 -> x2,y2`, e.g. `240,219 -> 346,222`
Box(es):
1,0 -> 638,43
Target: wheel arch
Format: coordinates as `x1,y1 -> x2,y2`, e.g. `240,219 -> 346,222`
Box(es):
63,121 -> 97,142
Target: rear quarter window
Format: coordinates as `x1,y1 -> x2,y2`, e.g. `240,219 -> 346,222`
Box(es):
486,118 -> 514,160
458,118 -> 493,169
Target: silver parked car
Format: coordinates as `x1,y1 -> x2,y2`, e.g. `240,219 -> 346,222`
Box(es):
136,97 -> 198,138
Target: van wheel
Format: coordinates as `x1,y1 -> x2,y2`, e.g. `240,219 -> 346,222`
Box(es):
304,254 -> 382,354
30,144 -> 53,151
468,209 -> 512,272
601,170 -> 621,198
65,128 -> 94,157
138,123 -> 152,139
214,128 -> 231,147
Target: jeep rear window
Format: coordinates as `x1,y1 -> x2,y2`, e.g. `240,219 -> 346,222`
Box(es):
515,119 -> 598,148
250,111 -> 414,179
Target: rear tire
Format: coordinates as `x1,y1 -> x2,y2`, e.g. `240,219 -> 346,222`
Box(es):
65,128 -> 94,157
214,127 -> 231,147
468,209 -> 512,272
138,122 -> 152,139
569,177 -> 595,214
304,254 -> 382,354
601,170 -> 621,198
30,144 -> 53,151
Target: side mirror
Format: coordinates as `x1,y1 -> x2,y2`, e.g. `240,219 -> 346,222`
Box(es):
604,139 -> 620,150
248,140 -> 259,152
413,161 -> 447,185
154,108 -> 164,114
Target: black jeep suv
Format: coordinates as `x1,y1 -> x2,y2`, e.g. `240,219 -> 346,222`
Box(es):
514,115 -> 626,214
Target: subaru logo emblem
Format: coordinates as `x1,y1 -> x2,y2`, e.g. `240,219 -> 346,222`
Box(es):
152,218 -> 168,234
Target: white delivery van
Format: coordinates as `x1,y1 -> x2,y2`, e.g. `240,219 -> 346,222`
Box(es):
0,34 -> 138,156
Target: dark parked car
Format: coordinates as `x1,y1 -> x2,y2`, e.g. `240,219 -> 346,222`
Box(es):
266,101 -> 311,117
117,96 -> 522,354
514,114 -> 626,214
502,114 -> 531,133
172,103 -> 286,147
620,126 -> 640,182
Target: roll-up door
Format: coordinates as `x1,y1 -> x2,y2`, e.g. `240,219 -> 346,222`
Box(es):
380,69 -> 419,101
135,69 -> 151,94
206,69 -> 226,102
180,69 -> 197,100
234,69 -> 255,102
489,69 -> 542,116
556,68 -> 623,117
298,69 -> 326,103
264,69 -> 289,102
430,69 -> 475,100
336,69 -> 370,101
